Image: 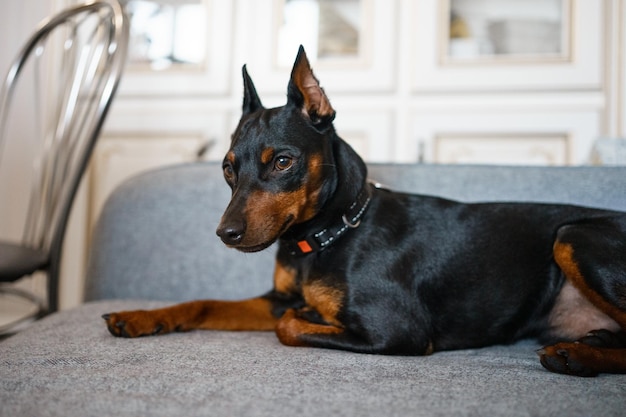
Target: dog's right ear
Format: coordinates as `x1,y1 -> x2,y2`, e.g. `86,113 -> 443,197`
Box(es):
242,65 -> 264,115
287,46 -> 335,129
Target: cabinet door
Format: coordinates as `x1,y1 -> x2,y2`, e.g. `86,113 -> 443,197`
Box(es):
237,0 -> 397,93
117,0 -> 232,96
412,0 -> 603,92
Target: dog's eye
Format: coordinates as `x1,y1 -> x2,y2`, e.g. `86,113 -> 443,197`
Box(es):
223,164 -> 235,179
274,156 -> 293,171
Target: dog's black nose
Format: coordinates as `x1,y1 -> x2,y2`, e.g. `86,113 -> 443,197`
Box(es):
216,223 -> 245,246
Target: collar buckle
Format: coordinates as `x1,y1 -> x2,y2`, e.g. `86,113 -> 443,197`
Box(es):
342,214 -> 361,229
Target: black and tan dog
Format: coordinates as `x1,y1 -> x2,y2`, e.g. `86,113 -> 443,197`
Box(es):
103,47 -> 626,377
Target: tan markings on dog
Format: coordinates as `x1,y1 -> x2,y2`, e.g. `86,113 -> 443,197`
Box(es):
192,298 -> 278,331
241,154 -> 325,247
226,151 -> 236,165
103,298 -> 277,337
275,309 -> 343,347
553,242 -> 626,330
274,261 -> 298,294
301,154 -> 325,220
302,281 -> 344,327
261,147 -> 274,165
242,188 -> 306,246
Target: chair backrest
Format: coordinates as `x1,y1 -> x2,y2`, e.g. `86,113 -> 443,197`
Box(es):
0,1 -> 128,257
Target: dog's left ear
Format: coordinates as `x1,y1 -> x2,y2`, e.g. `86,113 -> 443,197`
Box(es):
287,45 -> 335,128
242,64 -> 264,115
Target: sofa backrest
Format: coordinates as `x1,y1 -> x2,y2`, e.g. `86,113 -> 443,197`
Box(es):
85,162 -> 626,303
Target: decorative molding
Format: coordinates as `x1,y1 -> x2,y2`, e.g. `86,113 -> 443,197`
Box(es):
434,132 -> 570,165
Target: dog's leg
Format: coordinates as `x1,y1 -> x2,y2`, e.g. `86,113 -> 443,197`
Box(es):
275,308 -> 391,353
103,297 -> 280,338
275,308 -> 432,355
538,218 -> 626,376
275,309 -> 344,346
538,332 -> 626,377
103,261 -> 305,338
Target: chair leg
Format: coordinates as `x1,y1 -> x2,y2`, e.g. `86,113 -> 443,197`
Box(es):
47,258 -> 60,314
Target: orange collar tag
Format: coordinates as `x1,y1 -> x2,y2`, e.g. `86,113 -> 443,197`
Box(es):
297,240 -> 313,253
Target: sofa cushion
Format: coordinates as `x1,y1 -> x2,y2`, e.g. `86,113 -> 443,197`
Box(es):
2,300 -> 625,417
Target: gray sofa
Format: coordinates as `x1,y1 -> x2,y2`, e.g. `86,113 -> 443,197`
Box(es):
2,162 -> 626,417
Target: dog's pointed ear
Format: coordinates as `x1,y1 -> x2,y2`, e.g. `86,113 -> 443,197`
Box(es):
242,64 -> 264,115
287,46 -> 335,127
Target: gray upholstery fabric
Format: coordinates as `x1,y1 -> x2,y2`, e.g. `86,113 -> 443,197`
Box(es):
367,163 -> 626,209
2,300 -> 626,417
2,162 -> 626,417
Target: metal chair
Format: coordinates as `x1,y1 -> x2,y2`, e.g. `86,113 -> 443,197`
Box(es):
0,0 -> 129,334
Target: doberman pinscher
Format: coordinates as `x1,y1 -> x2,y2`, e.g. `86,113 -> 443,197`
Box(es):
103,46 -> 626,377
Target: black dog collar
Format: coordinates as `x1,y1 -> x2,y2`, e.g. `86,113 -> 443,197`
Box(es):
284,182 -> 375,256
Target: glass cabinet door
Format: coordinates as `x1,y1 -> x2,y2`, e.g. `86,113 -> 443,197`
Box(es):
125,0 -> 208,70
412,0 -> 602,92
445,0 -> 569,63
277,0 -> 362,67
240,0 -> 396,93
117,0 -> 232,96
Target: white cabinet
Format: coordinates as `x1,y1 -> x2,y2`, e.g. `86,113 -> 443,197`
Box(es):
405,0 -> 609,165
101,0 -> 616,170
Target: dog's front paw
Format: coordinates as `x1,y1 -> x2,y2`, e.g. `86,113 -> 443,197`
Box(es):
537,343 -> 600,377
102,310 -> 167,338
